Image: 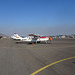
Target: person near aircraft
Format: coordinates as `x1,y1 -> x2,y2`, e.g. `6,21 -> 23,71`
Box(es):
50,37 -> 52,44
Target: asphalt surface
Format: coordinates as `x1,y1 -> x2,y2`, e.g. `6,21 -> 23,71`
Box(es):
0,38 -> 75,75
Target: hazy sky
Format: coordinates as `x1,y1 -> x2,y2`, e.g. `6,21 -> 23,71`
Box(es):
0,0 -> 75,36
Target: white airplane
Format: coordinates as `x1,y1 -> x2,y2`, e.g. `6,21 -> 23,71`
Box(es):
28,34 -> 50,43
11,33 -> 22,40
11,33 -> 50,43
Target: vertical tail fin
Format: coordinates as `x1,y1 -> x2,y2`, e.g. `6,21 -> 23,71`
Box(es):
14,33 -> 20,37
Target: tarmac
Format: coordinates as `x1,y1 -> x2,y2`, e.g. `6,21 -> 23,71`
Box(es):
0,38 -> 75,75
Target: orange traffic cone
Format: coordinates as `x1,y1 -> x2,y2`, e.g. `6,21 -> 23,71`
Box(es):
32,42 -> 34,46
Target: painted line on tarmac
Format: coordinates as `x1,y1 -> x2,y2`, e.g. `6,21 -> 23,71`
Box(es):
0,44 -> 75,48
54,45 -> 75,48
31,56 -> 75,75
0,45 -> 75,50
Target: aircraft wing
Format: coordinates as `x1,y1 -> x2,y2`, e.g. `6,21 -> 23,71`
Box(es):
29,34 -> 39,37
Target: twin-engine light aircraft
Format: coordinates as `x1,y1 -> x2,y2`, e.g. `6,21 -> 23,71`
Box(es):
11,33 -> 50,43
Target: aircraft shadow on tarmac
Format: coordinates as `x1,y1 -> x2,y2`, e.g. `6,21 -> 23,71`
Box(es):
15,41 -> 52,44
73,62 -> 75,64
